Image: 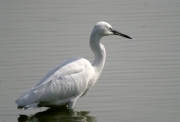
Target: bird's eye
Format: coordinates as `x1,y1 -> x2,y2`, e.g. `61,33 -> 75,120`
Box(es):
108,27 -> 112,31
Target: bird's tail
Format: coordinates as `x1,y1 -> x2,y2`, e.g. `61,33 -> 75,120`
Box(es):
17,103 -> 39,110
15,88 -> 40,109
15,82 -> 52,109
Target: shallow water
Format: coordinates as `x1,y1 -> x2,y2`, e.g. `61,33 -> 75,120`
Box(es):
0,0 -> 180,122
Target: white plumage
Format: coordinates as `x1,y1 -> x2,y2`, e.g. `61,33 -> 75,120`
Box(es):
15,21 -> 131,109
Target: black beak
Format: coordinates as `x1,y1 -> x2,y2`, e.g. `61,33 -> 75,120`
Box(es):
112,30 -> 132,39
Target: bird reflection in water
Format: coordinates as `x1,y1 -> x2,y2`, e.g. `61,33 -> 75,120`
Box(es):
18,107 -> 96,122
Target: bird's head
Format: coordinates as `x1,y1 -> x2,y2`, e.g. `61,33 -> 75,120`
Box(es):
92,21 -> 132,39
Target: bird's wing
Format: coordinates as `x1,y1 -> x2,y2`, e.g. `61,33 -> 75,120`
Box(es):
16,58 -> 93,106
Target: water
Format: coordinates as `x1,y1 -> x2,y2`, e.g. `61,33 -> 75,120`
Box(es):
0,0 -> 180,122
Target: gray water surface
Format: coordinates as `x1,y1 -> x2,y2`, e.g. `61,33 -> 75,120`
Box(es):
0,0 -> 180,122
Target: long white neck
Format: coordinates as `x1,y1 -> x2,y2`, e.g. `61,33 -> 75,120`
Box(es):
90,31 -> 106,74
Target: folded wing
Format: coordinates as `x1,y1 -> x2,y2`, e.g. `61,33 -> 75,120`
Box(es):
15,58 -> 93,107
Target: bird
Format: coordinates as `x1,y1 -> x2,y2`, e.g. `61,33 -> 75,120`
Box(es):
15,21 -> 132,110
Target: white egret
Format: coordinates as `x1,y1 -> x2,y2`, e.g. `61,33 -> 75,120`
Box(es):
15,21 -> 132,109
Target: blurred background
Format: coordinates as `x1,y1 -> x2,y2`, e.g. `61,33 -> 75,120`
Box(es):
0,0 -> 180,122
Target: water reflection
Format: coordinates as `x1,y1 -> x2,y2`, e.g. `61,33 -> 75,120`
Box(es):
18,107 -> 96,122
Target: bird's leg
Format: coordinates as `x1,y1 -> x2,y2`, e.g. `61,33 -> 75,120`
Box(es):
68,97 -> 78,109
